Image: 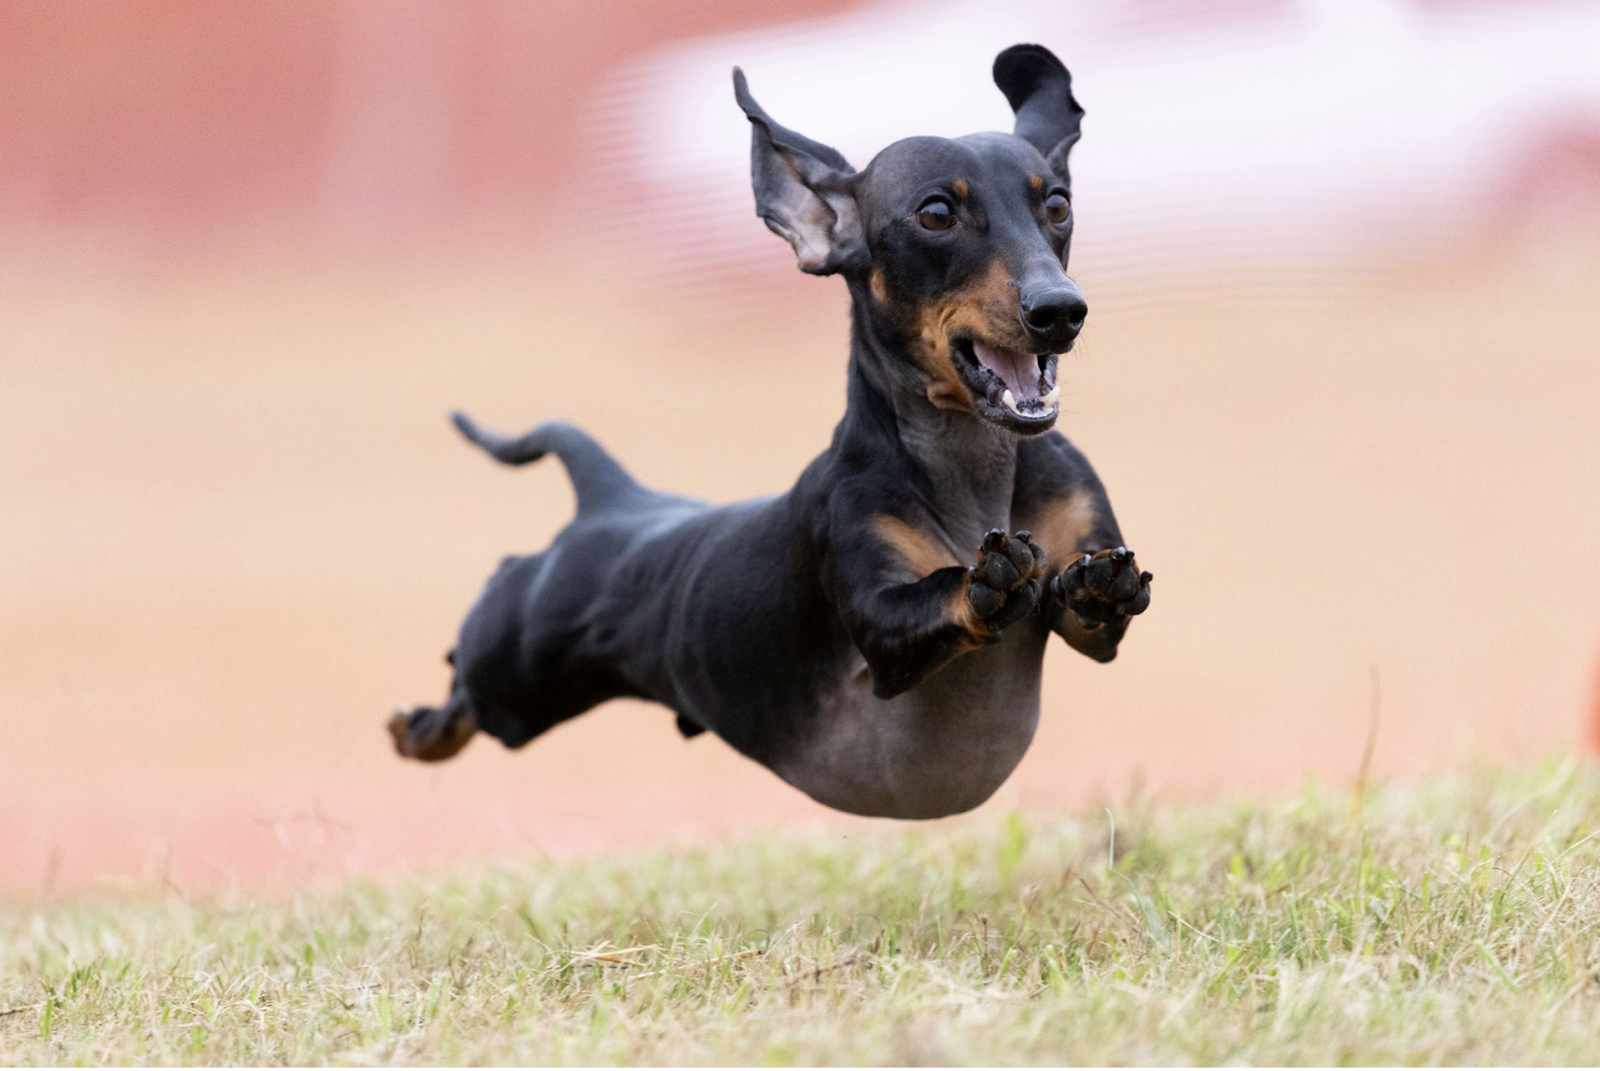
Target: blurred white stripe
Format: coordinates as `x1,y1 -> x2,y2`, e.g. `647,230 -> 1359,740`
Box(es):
573,0 -> 1600,312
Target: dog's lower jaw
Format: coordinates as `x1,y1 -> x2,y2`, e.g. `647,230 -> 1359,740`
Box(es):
953,342 -> 1062,436
920,368 -> 1059,437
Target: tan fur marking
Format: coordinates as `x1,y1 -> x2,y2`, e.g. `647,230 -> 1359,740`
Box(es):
924,380 -> 971,411
870,268 -> 888,304
875,517 -> 991,645
875,515 -> 960,577
1029,173 -> 1044,191
908,259 -> 1025,411
952,177 -> 970,198
1022,492 -> 1099,572
947,581 -> 991,645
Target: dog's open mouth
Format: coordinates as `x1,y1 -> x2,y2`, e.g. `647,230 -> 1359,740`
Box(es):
953,339 -> 1061,433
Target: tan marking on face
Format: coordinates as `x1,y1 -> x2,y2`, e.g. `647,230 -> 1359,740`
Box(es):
952,178 -> 970,198
924,380 -> 971,411
875,515 -> 960,577
1029,173 -> 1044,191
1018,492 -> 1098,575
870,268 -> 888,305
903,259 -> 1029,410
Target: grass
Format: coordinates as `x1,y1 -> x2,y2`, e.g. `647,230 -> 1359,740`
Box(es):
5,762 -> 1600,1065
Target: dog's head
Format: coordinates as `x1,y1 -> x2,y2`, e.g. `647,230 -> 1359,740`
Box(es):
735,44 -> 1086,436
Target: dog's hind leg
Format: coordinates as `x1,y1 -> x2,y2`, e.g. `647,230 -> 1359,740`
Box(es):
389,678 -> 478,761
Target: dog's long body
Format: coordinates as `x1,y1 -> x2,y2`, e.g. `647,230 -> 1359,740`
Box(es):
390,45 -> 1152,819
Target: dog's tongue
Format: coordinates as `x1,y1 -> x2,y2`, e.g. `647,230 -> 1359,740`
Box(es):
972,342 -> 1041,401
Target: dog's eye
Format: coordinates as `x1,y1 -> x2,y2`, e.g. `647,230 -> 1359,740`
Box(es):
1045,192 -> 1071,224
916,198 -> 955,231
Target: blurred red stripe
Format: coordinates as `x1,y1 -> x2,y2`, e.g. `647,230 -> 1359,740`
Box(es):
0,0 -> 861,246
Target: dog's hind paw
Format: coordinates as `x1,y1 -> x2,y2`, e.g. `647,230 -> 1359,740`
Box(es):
389,702 -> 477,762
966,528 -> 1047,635
1051,546 -> 1152,626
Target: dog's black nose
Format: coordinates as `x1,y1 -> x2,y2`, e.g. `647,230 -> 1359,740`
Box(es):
1021,287 -> 1087,339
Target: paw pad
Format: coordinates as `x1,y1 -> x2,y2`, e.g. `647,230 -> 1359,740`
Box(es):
1052,546 -> 1152,624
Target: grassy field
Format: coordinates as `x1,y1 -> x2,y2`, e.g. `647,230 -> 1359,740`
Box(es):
4,762 -> 1600,1065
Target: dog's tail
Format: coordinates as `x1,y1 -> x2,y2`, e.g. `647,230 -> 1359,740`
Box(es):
452,412 -> 640,513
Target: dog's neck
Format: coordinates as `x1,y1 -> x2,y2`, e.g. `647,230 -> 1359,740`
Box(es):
843,289 -> 1018,544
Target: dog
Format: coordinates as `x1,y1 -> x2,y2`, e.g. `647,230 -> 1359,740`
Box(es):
388,44 -> 1152,820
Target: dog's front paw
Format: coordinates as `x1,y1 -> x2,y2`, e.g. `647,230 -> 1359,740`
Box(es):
1051,547 -> 1152,627
966,528 -> 1047,636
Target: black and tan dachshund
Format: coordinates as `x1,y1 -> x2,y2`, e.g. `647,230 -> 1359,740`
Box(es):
389,44 -> 1152,819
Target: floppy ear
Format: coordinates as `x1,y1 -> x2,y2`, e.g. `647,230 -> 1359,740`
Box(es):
733,67 -> 865,275
992,44 -> 1085,180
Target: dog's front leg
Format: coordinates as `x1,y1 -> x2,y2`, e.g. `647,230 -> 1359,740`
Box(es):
1013,432 -> 1153,663
838,525 -> 1047,698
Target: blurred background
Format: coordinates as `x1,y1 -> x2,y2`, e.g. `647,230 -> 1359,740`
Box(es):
4,0 -> 1599,895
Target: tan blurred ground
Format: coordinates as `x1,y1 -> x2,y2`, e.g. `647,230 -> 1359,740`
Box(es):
2,255 -> 1598,895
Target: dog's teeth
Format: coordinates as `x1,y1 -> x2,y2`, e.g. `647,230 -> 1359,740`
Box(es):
1002,389 -> 1019,413
1041,385 -> 1061,407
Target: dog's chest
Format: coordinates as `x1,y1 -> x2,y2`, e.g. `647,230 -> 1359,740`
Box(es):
772,623 -> 1049,819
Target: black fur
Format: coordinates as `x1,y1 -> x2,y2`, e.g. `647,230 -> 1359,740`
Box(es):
389,44 -> 1153,819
